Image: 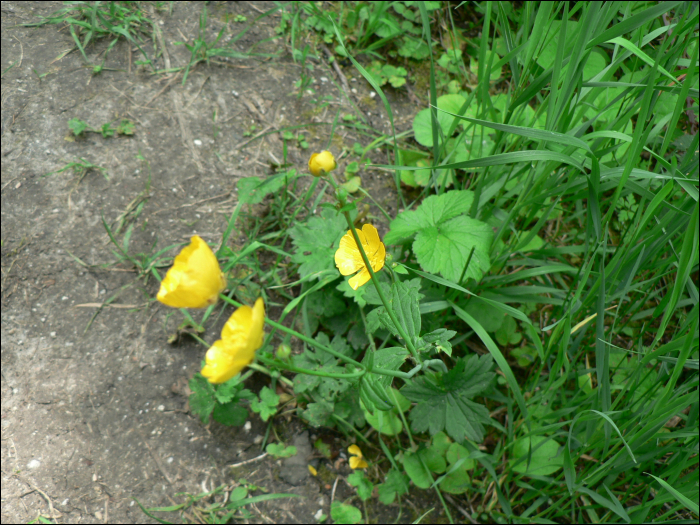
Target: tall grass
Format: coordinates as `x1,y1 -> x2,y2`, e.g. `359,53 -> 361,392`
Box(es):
344,1 -> 698,521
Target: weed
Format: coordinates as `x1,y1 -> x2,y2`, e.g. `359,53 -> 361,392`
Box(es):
21,1 -> 158,68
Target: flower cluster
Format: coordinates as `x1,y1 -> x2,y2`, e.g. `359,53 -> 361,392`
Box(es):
156,152 -> 387,386
157,236 -> 264,384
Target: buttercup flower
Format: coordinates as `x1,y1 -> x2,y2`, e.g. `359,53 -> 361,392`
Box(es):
335,224 -> 386,290
201,297 -> 265,384
308,150 -> 337,177
348,445 -> 368,469
157,235 -> 227,308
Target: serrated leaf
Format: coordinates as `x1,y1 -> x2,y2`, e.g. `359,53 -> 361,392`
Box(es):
377,468 -> 409,505
348,471 -> 374,502
385,191 -> 474,245
413,215 -> 493,282
390,280 -> 421,345
301,400 -> 334,427
250,386 -> 279,421
402,354 -> 495,441
361,347 -> 409,414
68,118 -> 88,136
290,209 -> 347,280
188,373 -> 216,423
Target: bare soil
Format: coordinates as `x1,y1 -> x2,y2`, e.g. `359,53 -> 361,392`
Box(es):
1,1 -> 441,523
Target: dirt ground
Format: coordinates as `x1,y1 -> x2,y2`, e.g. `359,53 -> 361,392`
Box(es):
0,1 -> 436,523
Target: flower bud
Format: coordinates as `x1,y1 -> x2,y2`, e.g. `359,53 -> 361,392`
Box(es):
335,186 -> 349,206
308,151 -> 337,177
276,343 -> 291,360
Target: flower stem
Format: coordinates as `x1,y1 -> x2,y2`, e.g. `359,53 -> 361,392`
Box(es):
257,354 -> 365,379
326,172 -> 422,364
343,214 -> 422,364
219,294 -> 365,369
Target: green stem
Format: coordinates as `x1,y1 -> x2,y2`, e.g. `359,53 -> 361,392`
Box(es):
248,362 -> 294,387
220,294 -> 364,369
343,214 -> 421,363
257,354 -> 365,379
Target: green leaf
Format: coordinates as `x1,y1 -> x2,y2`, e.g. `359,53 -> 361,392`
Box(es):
463,299 -> 505,332
330,502 -> 362,524
420,447 -> 446,474
249,386 -> 279,421
402,354 -> 495,441
238,171 -> 300,205
100,123 -> 115,138
495,315 -> 522,346
116,119 -> 135,135
646,473 -> 699,515
377,468 -> 410,505
212,402 -> 248,426
439,468 -> 471,494
348,471 -> 374,502
361,347 -> 409,414
414,215 -> 493,282
290,207 -> 347,280
390,280 -> 421,344
266,443 -> 297,458
412,94 -> 467,147
431,431 -> 452,457
293,333 -> 352,399
188,373 -> 216,424
446,442 -> 475,470
341,176 -> 361,193
363,405 -> 403,435
68,117 -> 88,136
385,191 -> 491,282
301,400 -> 334,427
511,436 -> 564,476
385,190 -> 474,245
403,451 -> 433,489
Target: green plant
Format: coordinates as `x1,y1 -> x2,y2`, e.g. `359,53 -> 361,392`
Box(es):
22,1 -> 158,68
68,117 -> 135,138
107,2 -> 699,523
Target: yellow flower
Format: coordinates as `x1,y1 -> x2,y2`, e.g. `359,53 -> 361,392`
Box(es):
308,151 -> 337,177
348,445 -> 368,469
201,298 -> 265,384
335,224 -> 386,290
157,235 -> 226,308
308,465 -> 318,476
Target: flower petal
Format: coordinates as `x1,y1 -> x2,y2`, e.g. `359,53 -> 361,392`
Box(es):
348,444 -> 363,457
202,298 -> 266,384
335,230 -> 365,275
334,225 -> 386,290
348,267 -> 371,290
200,339 -> 252,384
157,235 -> 226,308
349,456 -> 368,469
